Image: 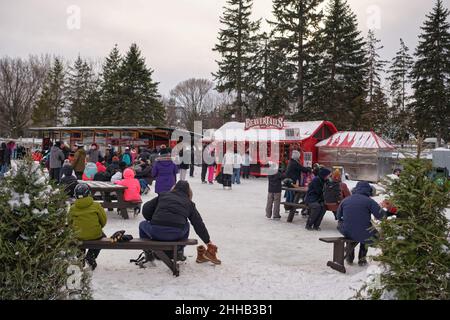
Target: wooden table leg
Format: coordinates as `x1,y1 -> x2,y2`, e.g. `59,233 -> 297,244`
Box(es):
116,190 -> 128,220
287,210 -> 295,223
154,250 -> 179,277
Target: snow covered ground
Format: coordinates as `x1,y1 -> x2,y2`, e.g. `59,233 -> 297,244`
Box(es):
92,175 -> 376,300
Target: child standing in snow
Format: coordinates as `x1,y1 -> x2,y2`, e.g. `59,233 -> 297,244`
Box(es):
69,184 -> 107,270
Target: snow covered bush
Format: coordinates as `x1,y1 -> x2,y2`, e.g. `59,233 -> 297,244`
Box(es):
360,159 -> 450,300
0,159 -> 91,299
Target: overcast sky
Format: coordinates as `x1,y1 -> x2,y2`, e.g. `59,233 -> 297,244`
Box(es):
0,0 -> 448,95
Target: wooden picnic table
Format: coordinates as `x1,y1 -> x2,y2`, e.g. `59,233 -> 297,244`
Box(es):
77,180 -> 141,219
281,186 -> 308,223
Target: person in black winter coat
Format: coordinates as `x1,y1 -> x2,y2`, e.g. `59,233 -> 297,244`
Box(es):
0,142 -> 12,176
336,181 -> 391,265
266,166 -> 285,219
284,150 -> 311,202
140,181 -> 215,258
60,165 -> 78,197
305,167 -> 332,231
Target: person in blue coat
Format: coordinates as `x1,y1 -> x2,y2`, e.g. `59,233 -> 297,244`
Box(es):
305,167 -> 331,231
336,181 -> 390,266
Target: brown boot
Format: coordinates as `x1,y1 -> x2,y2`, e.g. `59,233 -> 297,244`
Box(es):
204,243 -> 222,265
196,245 -> 209,263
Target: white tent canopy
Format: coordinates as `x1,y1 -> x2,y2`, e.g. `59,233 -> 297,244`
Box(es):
210,121 -> 326,142
316,131 -> 394,150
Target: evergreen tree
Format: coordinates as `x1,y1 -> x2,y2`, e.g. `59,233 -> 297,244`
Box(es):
118,43 -> 165,126
366,30 -> 386,108
66,56 -> 97,126
253,33 -> 292,116
32,58 -> 65,127
411,0 -> 450,146
387,39 -> 414,143
100,45 -> 122,126
269,0 -> 323,117
359,159 -> 450,300
0,160 -> 91,299
371,87 -> 390,136
364,30 -> 388,132
213,0 -> 261,119
308,0 -> 368,130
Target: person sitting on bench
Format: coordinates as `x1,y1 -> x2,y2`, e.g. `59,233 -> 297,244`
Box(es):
139,181 -> 220,264
69,183 -> 107,270
114,168 -> 142,203
336,181 -> 393,266
305,167 -> 332,231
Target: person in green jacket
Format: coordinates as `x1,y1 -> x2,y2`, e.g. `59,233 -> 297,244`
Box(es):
69,183 -> 107,270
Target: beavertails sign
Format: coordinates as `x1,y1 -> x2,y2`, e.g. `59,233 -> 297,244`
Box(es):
244,116 -> 285,130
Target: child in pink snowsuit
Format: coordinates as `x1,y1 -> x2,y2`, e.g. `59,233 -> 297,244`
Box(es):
114,168 -> 141,202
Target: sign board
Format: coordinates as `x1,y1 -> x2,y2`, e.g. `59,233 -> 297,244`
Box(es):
245,116 -> 285,131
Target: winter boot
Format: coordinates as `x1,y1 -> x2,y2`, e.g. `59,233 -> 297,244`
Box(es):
196,245 -> 209,263
204,243 -> 222,265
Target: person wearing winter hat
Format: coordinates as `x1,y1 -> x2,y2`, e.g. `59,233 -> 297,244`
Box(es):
305,167 -> 332,231
284,150 -> 311,208
69,183 -> 107,270
152,148 -> 178,194
60,164 -> 78,197
140,181 -> 220,264
324,169 -> 351,219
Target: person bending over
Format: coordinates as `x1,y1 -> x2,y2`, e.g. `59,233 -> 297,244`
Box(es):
336,181 -> 394,266
139,181 -> 220,264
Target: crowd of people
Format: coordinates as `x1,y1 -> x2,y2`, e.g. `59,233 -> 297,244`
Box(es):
0,141 -> 28,178
38,140 -> 221,270
265,150 -> 398,266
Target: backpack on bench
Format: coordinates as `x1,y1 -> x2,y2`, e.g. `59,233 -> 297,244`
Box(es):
323,181 -> 342,204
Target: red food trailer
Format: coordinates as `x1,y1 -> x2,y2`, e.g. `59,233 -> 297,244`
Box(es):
205,117 -> 338,176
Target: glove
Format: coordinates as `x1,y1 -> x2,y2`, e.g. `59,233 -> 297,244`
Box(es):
110,230 -> 125,243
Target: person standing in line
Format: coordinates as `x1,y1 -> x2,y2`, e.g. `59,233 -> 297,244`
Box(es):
222,151 -> 234,190
232,151 -> 242,185
0,142 -> 10,177
121,147 -> 132,167
201,145 -> 209,184
49,141 -> 65,182
266,164 -> 285,220
242,151 -> 251,179
87,143 -> 101,163
152,147 -> 178,195
72,143 -> 87,180
207,148 -> 216,185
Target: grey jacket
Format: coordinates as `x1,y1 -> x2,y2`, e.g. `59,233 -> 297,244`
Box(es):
49,146 -> 65,169
87,149 -> 101,163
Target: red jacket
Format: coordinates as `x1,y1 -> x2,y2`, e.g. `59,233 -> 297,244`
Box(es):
114,168 -> 141,202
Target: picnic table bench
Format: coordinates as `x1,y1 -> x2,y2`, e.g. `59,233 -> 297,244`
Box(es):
281,187 -> 308,223
80,238 -> 198,277
319,237 -> 359,274
77,180 -> 142,220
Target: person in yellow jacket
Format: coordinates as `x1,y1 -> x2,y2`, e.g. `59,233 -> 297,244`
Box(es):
69,183 -> 107,270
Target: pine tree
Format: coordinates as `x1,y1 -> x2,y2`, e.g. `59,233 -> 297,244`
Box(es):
32,58 -> 65,127
364,30 -> 388,132
66,56 -> 98,126
253,33 -> 292,116
387,39 -> 414,144
0,160 -> 91,299
359,159 -> 450,300
100,45 -> 122,126
309,0 -> 368,130
213,0 -> 261,119
118,43 -> 165,126
411,0 -> 450,146
269,0 -> 323,118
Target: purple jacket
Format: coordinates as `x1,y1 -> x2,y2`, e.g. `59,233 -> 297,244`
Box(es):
152,158 -> 178,194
